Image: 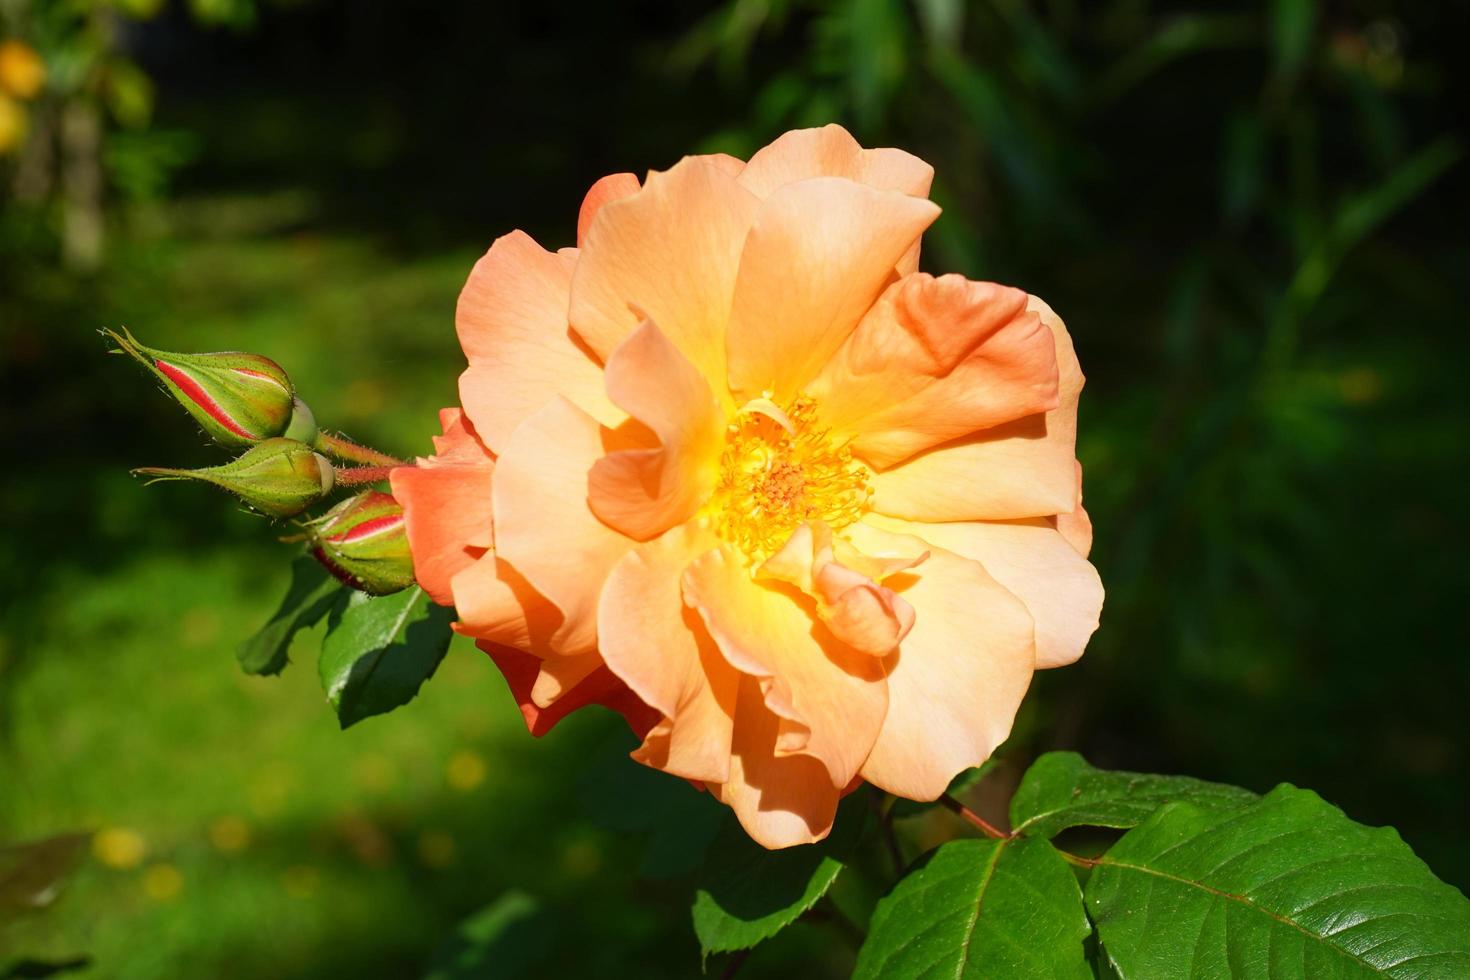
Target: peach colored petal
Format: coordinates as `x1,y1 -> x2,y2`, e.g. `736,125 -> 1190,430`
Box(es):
587,321 -> 726,541
599,521 -> 738,784
449,553 -> 562,656
725,177 -> 940,403
867,294 -> 1084,521
843,522 -> 1037,800
492,398 -> 634,655
455,231 -> 621,452
737,125 -> 934,277
1055,461 -> 1093,557
570,156 -> 760,397
737,124 -> 933,200
529,650 -> 605,708
867,514 -> 1102,671
390,411 -> 494,605
576,172 -> 640,247
711,676 -> 843,848
692,152 -> 746,178
479,641 -> 660,739
809,274 -> 1060,467
758,522 -> 922,657
683,544 -> 887,789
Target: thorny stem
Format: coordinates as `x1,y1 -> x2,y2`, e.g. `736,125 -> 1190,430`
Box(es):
939,793 -> 1010,840
314,432 -> 407,468
333,465 -> 397,486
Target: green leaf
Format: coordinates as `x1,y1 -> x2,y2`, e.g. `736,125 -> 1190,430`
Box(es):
576,738 -> 725,879
691,796 -> 866,957
0,833 -> 88,921
854,836 -> 1091,979
237,554 -> 342,676
1086,785 -> 1470,978
1010,751 -> 1257,839
317,586 -> 453,728
423,890 -> 555,979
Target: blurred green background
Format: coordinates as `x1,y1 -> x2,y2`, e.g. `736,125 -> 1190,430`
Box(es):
1,0 -> 1466,976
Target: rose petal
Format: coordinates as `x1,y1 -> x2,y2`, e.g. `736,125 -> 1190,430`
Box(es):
867,514 -> 1103,670
390,411 -> 494,605
867,295 -> 1084,520
479,641 -> 659,739
456,231 -> 622,452
710,675 -> 843,848
844,521 -> 1037,800
725,177 -> 939,404
758,522 -> 923,657
570,156 -> 760,397
683,544 -> 887,790
587,320 -> 726,541
576,172 -> 640,247
809,273 -> 1060,467
598,521 -> 738,784
492,397 -> 634,655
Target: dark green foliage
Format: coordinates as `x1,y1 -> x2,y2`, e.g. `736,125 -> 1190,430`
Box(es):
692,797 -> 867,956
1087,786 -> 1470,977
1010,751 -> 1258,839
855,837 -> 1091,979
317,587 -> 453,728
236,554 -> 343,675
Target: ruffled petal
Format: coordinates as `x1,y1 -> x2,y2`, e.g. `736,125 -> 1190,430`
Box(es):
809,274 -> 1060,467
845,522 -> 1037,801
1055,462 -> 1093,558
479,641 -> 659,739
867,295 -> 1084,521
455,231 -> 621,452
725,177 -> 939,404
570,156 -> 760,396
683,544 -> 887,790
710,676 -> 843,848
491,398 -> 634,655
867,514 -> 1103,670
737,124 -> 933,200
389,410 -> 494,606
576,172 -> 640,247
598,521 -> 738,784
449,552 -> 562,656
758,522 -> 923,657
587,321 -> 726,541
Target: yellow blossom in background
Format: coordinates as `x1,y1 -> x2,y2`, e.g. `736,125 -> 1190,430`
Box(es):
208,815 -> 252,853
0,40 -> 45,100
142,863 -> 184,901
93,827 -> 147,869
445,749 -> 486,791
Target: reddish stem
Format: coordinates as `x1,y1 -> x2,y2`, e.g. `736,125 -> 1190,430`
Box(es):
315,432 -> 406,467
939,793 -> 1010,840
333,465 -> 397,486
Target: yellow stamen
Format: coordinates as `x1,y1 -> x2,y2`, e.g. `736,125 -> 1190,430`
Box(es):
707,396 -> 870,560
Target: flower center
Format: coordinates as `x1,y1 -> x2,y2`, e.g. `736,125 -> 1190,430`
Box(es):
707,396 -> 870,560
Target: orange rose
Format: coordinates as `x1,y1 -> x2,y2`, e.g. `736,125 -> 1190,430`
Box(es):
392,126 -> 1103,848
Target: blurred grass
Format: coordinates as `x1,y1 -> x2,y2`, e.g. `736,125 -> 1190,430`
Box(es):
1,0 -> 1468,975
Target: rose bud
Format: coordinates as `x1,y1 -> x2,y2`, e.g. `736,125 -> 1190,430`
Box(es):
306,491 -> 414,595
106,327 -> 303,450
134,438 -> 335,519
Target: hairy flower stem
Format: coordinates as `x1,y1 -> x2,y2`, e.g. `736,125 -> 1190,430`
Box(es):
939,792 -> 1010,840
333,465 -> 397,486
314,432 -> 406,467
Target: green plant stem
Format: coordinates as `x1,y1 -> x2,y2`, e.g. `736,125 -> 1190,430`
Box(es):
315,432 -> 407,467
333,465 -> 397,487
802,897 -> 866,948
939,793 -> 1009,840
